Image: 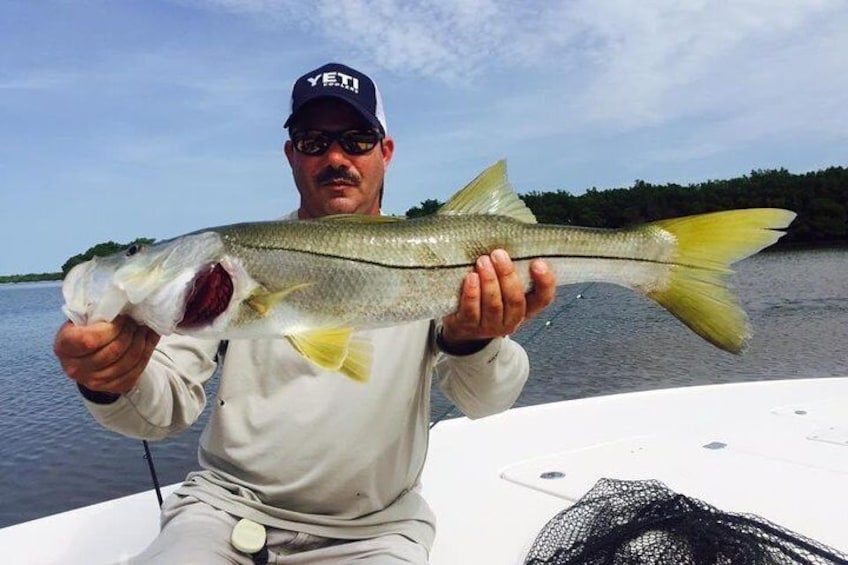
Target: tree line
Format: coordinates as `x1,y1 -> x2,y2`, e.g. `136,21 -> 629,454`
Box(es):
0,272 -> 64,284
58,238 -> 156,276
0,238 -> 156,283
407,165 -> 847,245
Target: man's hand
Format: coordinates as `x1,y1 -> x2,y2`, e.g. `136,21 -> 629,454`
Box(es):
440,249 -> 556,350
54,316 -> 160,395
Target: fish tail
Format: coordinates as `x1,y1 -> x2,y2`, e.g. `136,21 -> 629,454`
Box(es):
645,208 -> 796,353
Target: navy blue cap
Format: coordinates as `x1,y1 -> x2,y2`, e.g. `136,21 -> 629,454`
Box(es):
283,62 -> 387,135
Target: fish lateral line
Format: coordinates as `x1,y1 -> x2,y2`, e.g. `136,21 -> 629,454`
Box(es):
219,244 -> 710,272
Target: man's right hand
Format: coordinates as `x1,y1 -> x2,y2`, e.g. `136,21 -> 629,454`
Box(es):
54,316 -> 160,395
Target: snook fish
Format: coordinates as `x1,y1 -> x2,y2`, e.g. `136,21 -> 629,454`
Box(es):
62,161 -> 795,382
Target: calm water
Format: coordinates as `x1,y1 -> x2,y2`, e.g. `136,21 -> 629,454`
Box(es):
0,248 -> 846,528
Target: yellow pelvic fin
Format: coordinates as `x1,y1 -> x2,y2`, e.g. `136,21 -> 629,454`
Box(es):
644,208 -> 796,354
287,327 -> 373,383
246,283 -> 313,316
438,160 -> 537,223
339,338 -> 374,383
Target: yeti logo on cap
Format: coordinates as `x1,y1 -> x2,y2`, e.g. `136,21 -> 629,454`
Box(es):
307,71 -> 360,94
285,62 -> 387,134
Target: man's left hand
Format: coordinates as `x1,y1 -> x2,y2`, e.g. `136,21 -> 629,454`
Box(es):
440,249 -> 556,350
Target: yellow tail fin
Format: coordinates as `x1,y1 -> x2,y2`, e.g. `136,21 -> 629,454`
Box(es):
645,208 -> 796,353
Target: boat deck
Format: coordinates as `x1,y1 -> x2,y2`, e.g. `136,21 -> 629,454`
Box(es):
425,376 -> 848,563
2,376 -> 846,564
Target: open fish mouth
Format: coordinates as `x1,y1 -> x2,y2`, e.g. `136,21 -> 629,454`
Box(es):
178,263 -> 233,329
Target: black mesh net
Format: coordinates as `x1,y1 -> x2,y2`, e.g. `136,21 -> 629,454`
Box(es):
525,478 -> 848,565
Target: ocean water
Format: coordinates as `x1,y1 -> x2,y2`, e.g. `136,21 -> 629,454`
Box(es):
0,248 -> 846,528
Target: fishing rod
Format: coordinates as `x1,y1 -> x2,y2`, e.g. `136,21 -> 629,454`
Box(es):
142,440 -> 163,507
139,341 -> 228,506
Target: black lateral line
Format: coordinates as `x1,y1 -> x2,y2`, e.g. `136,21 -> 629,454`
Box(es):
229,242 -> 708,271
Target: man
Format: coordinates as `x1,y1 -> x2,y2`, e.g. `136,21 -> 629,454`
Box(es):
54,62 -> 556,564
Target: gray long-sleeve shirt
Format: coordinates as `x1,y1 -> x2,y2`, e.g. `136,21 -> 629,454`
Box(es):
82,320 -> 529,550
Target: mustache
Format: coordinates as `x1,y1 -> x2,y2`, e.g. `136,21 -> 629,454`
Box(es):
315,167 -> 360,186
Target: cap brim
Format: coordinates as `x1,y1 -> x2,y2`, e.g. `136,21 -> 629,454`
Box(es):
284,93 -> 384,134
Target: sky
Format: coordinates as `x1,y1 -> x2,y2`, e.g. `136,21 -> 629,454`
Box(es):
1,0 -> 847,275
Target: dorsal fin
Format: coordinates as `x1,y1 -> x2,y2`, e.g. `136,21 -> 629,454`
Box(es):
438,160 -> 537,223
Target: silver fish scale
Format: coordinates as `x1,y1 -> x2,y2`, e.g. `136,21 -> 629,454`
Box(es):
213,215 -> 663,268
211,215 -> 669,330
215,215 -> 516,267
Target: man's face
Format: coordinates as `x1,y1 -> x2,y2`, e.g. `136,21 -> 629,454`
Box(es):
285,98 -> 394,219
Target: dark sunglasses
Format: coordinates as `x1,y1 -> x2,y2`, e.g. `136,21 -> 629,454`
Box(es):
290,129 -> 383,156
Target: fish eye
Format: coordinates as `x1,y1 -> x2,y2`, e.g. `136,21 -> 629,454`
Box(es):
126,244 -> 140,257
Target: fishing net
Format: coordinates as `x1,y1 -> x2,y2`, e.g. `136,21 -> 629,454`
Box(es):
524,478 -> 848,565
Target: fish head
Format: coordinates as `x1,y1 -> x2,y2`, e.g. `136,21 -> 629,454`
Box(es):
62,231 -> 241,335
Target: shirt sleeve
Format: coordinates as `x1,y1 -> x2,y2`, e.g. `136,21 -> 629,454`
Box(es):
80,334 -> 220,441
433,325 -> 530,420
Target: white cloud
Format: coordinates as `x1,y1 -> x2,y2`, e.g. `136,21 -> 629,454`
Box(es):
198,0 -> 519,80
568,0 -> 845,126
195,0 -> 848,131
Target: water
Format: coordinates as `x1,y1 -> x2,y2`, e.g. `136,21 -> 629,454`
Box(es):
1,249 -> 846,528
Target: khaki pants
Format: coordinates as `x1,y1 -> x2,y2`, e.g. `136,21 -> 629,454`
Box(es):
130,494 -> 429,565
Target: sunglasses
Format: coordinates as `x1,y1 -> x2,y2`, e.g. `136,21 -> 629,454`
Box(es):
290,129 -> 384,156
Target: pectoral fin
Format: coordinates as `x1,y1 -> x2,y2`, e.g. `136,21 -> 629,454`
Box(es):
246,283 -> 313,316
287,327 -> 372,383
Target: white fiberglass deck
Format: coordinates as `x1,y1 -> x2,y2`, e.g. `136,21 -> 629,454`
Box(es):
1,377 -> 846,564
424,376 -> 848,563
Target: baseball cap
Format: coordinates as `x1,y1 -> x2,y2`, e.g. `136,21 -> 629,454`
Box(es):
283,62 -> 387,135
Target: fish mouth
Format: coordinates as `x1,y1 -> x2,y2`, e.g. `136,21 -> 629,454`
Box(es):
178,263 -> 234,329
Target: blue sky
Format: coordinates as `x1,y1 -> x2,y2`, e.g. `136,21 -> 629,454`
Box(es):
2,0 -> 846,275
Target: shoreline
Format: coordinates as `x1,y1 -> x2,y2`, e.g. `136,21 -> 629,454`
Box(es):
0,273 -> 62,285
0,279 -> 62,288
